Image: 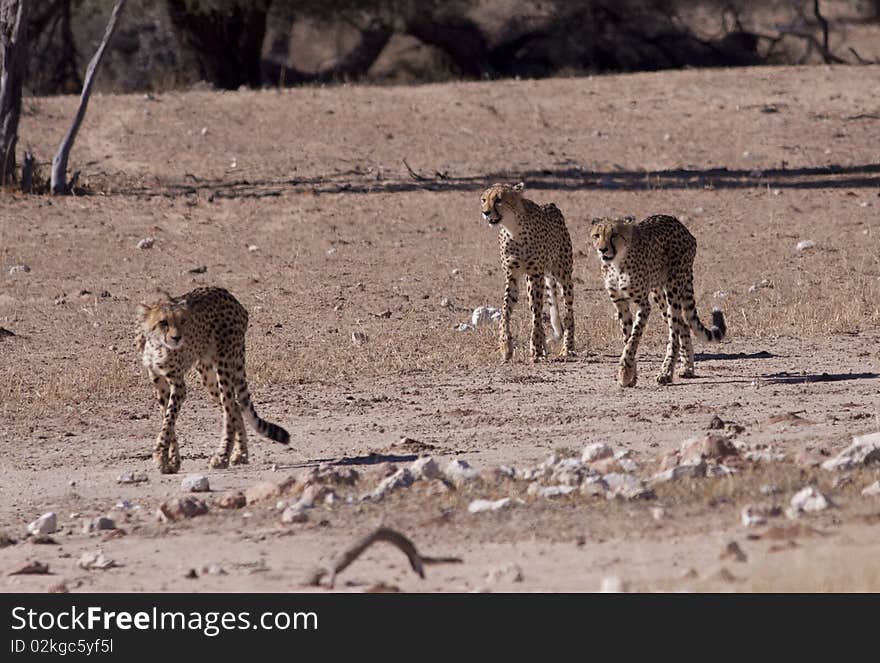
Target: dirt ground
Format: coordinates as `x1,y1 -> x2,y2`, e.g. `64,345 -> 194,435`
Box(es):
1,65 -> 879,593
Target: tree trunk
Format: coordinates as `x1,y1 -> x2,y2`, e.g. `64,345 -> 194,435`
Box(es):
166,0 -> 270,90
0,0 -> 28,186
50,0 -> 127,195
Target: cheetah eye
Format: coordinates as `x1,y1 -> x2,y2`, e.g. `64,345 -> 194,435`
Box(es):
158,320 -> 169,329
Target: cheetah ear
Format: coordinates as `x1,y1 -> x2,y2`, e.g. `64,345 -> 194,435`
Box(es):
136,302 -> 152,323
590,217 -> 603,226
513,182 -> 524,192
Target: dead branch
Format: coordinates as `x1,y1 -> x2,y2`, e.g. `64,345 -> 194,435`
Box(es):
402,158 -> 429,182
50,0 -> 127,194
305,526 -> 463,588
0,0 -> 29,186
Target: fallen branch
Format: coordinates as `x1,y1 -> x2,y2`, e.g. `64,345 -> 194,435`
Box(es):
402,158 -> 429,182
305,526 -> 462,588
50,0 -> 127,194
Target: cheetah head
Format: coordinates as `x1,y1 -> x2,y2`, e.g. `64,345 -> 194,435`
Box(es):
136,292 -> 189,351
590,217 -> 633,264
480,182 -> 524,226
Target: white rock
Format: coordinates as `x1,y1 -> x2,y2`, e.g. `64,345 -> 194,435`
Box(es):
600,576 -> 627,593
617,458 -> 639,473
650,462 -> 706,484
364,468 -> 414,501
116,471 -> 148,484
112,500 -> 139,512
136,237 -> 156,250
580,476 -> 608,497
861,481 -> 880,497
471,306 -> 502,326
410,456 -> 441,481
181,474 -> 210,493
790,486 -> 831,514
444,459 -> 480,485
27,512 -> 58,537
486,563 -> 524,584
528,484 -> 576,498
201,564 -> 227,575
468,498 -> 512,514
247,244 -> 259,252
741,506 -> 767,528
795,239 -> 816,251
603,473 -> 653,500
8,264 -> 30,274
821,432 -> 880,471
651,506 -> 665,521
550,457 -> 595,486
455,323 -> 474,332
78,550 -> 116,570
281,503 -> 309,523
581,443 -> 613,463
351,331 -> 368,346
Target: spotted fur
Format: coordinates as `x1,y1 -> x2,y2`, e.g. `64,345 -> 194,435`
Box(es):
480,182 -> 575,362
590,214 -> 726,387
136,287 -> 289,474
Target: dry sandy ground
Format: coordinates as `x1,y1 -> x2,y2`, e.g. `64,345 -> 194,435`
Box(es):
1,65 -> 879,592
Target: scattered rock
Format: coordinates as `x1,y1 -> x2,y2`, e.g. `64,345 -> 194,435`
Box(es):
795,239 -> 816,251
789,486 -> 831,516
201,564 -> 227,575
27,512 -> 57,537
244,475 -> 296,504
186,265 -> 207,274
82,517 -> 116,534
281,503 -> 309,524
8,561 -> 50,576
468,498 -> 512,513
8,264 -> 31,274
759,484 -> 781,496
157,496 -> 209,522
215,490 -> 246,509
650,461 -> 706,484
78,550 -> 117,570
471,306 -> 502,326
651,506 -> 666,521
820,432 -> 880,471
410,456 -> 441,481
581,443 -> 613,463
116,471 -> 148,484
748,278 -> 773,293
550,457 -> 596,486
181,474 -> 210,493
528,484 -> 576,498
861,481 -> 880,497
444,459 -> 480,485
678,433 -> 738,465
720,541 -> 748,563
136,237 -> 155,250
351,331 -> 368,345
454,323 -> 474,332
363,468 -> 414,501
604,473 -> 653,500
486,563 -> 523,584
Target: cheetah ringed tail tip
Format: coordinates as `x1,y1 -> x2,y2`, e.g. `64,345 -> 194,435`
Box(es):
690,306 -> 727,343
237,385 -> 290,445
544,275 -> 563,341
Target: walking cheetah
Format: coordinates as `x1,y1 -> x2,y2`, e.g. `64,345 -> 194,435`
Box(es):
136,287 -> 289,473
589,214 -> 726,387
480,182 -> 575,362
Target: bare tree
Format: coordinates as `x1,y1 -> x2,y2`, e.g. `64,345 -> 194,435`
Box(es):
0,0 -> 28,186
50,0 -> 127,194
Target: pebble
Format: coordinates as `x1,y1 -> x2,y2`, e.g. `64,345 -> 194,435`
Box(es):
351,331 -> 368,346
181,474 -> 210,493
471,306 -> 502,326
281,503 -> 309,524
795,239 -> 816,251
216,490 -> 247,509
455,322 -> 474,332
789,486 -> 831,515
78,550 -> 117,570
581,443 -> 613,463
468,498 -> 512,513
116,471 -> 148,484
157,496 -> 209,522
741,506 -> 766,528
82,517 -> 116,534
27,513 -> 57,537
443,459 -> 480,485
136,237 -> 156,250
8,264 -> 31,274
486,563 -> 523,584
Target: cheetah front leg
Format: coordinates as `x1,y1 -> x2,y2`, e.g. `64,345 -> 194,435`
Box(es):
499,270 -> 518,362
678,328 -> 695,378
609,289 -> 634,341
209,369 -> 238,469
526,273 -> 546,362
560,275 -> 576,358
618,296 -> 650,387
657,292 -> 681,385
155,376 -> 186,474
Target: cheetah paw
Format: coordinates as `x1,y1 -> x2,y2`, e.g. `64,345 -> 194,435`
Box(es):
229,452 -> 249,466
209,454 -> 229,469
618,367 -> 637,388
656,373 -> 674,385
678,368 -> 696,378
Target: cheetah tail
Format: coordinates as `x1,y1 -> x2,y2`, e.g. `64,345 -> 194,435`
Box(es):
544,275 -> 563,341
689,306 -> 727,343
236,379 -> 290,445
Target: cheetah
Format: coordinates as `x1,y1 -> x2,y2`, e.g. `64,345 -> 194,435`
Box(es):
480,182 -> 575,362
589,214 -> 726,387
136,287 -> 289,473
